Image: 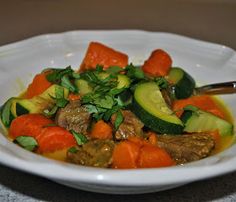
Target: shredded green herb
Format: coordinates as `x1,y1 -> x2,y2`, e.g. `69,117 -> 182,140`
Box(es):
14,136 -> 38,151
68,146 -> 79,153
125,64 -> 145,80
114,110 -> 124,130
71,130 -> 88,145
154,77 -> 169,89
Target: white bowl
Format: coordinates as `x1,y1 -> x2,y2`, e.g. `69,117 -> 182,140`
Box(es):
0,30 -> 235,194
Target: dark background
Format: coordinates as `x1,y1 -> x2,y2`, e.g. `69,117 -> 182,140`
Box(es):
0,0 -> 236,49
0,0 -> 236,201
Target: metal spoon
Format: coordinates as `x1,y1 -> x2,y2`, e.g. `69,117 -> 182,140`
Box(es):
194,81 -> 236,95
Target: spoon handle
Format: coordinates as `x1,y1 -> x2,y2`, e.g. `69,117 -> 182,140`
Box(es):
194,81 -> 236,95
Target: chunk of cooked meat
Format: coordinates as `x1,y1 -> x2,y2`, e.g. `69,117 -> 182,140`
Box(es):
157,134 -> 215,164
161,88 -> 173,108
111,110 -> 144,140
67,139 -> 115,168
55,100 -> 91,134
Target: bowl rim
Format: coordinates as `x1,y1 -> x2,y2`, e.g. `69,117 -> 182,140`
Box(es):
0,29 -> 235,187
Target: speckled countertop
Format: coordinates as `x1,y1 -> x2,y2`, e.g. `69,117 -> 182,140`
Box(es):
0,163 -> 235,202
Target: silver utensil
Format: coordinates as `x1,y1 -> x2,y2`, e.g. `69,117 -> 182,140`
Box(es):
194,81 -> 236,95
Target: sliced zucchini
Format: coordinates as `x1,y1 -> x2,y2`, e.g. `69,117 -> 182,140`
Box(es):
167,67 -> 195,99
75,79 -> 93,96
98,72 -> 131,89
131,82 -> 183,134
181,108 -> 233,136
117,75 -> 131,89
11,84 -> 69,117
117,89 -> 133,106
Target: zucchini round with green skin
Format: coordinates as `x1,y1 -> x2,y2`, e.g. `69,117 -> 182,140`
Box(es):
117,89 -> 133,106
167,67 -> 195,99
75,79 -> 93,95
11,84 -> 69,117
116,74 -> 131,89
131,82 -> 184,134
99,72 -> 131,89
181,107 -> 233,136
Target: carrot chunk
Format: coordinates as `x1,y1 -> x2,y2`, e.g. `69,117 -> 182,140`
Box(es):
80,42 -> 128,72
9,114 -> 53,139
142,49 -> 172,77
172,95 -> 226,119
147,132 -> 158,145
25,72 -> 52,98
138,145 -> 175,168
90,120 -> 113,139
36,126 -> 76,153
112,136 -> 175,169
112,141 -> 140,169
68,93 -> 81,101
9,114 -> 76,153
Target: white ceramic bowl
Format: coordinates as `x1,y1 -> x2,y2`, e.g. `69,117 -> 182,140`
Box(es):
0,30 -> 235,194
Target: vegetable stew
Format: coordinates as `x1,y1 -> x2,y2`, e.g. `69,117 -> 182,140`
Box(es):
0,42 -> 234,169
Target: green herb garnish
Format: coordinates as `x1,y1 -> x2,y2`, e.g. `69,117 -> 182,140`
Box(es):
44,86 -> 69,117
154,77 -> 169,89
68,146 -> 79,153
114,110 -> 124,130
125,64 -> 145,80
0,98 -> 14,127
46,66 -> 74,83
106,66 -> 123,74
71,130 -> 88,145
61,75 -> 78,93
46,66 -> 78,93
14,136 -> 38,151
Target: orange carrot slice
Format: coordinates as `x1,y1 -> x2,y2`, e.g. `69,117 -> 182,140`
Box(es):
80,42 -> 128,72
142,49 -> 172,77
172,95 -> 226,119
25,72 -> 52,98
90,120 -> 113,140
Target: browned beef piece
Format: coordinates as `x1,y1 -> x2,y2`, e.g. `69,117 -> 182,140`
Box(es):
111,110 -> 144,140
161,88 -> 173,108
55,100 -> 91,134
157,134 -> 215,164
67,140 -> 115,168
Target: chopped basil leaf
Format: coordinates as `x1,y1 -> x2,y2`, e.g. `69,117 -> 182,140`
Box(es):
55,85 -> 65,99
72,72 -> 81,79
0,98 -> 14,127
14,136 -> 38,151
109,87 -> 125,95
61,75 -> 77,93
154,77 -> 169,89
93,95 -> 114,109
114,96 -> 126,107
56,98 -> 68,108
68,147 -> 78,153
54,85 -> 68,108
43,123 -> 57,128
114,110 -> 124,130
95,65 -> 104,72
85,104 -> 98,114
103,105 -> 120,121
71,130 -> 88,145
106,66 -> 123,74
125,64 -> 145,79
43,105 -> 58,117
46,66 -> 73,83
